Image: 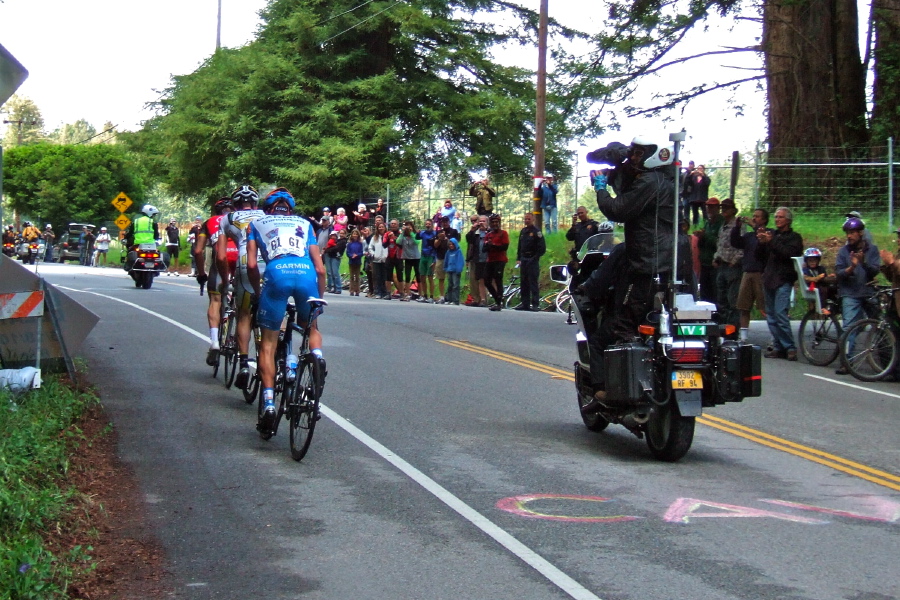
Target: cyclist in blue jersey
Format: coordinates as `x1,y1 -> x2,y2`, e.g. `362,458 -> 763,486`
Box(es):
247,187 -> 327,431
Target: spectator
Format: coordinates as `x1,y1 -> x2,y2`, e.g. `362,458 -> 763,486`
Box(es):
94,227 -> 112,266
397,220 -> 421,301
516,212 -> 546,311
367,222 -> 389,299
80,226 -> 96,266
680,160 -> 695,223
311,207 -> 332,233
756,207 -> 804,361
444,237 -> 465,305
465,215 -> 489,306
323,230 -> 347,294
165,218 -> 181,275
687,164 -> 711,225
416,219 -> 438,303
450,211 -> 463,233
539,175 -> 559,234
482,214 -> 509,311
713,198 -> 744,328
361,226 -> 375,297
730,208 -> 771,341
334,207 -> 349,233
844,210 -> 874,245
346,228 -> 365,296
439,215 -> 460,240
373,198 -> 387,222
468,178 -> 496,216
188,217 -> 202,276
834,217 -> 880,374
42,224 -> 55,262
879,231 -> 900,379
433,227 -> 449,303
353,203 -> 371,230
801,248 -> 836,309
694,197 -> 723,304
566,206 -> 600,255
384,219 -> 403,298
440,200 -> 457,223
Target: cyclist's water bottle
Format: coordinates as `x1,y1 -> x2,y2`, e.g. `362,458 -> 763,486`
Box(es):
286,354 -> 298,382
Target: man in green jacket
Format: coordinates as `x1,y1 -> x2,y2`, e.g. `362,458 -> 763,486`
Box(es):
693,197 -> 723,304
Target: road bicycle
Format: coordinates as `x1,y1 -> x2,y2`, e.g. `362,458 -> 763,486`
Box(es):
217,284 -> 239,388
798,295 -> 843,366
502,273 -> 522,309
242,313 -> 262,404
256,298 -> 328,461
838,286 -> 900,381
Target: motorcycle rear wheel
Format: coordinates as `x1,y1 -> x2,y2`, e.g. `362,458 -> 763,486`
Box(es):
645,400 -> 694,462
577,391 -> 609,432
141,272 -> 153,289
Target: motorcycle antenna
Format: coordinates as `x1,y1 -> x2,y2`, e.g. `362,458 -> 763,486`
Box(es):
668,129 -> 686,309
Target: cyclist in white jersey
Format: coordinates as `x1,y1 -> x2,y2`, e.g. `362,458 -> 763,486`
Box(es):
247,187 -> 326,430
216,184 -> 266,389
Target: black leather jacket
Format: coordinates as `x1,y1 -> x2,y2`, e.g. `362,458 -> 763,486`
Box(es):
596,168 -> 675,276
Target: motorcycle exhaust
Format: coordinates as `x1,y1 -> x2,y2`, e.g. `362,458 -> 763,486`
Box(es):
622,412 -> 650,428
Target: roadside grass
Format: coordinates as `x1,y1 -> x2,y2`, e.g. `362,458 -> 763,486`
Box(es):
0,377 -> 100,599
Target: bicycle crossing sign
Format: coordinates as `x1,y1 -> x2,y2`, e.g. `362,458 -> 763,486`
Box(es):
114,214 -> 131,230
111,192 -> 133,213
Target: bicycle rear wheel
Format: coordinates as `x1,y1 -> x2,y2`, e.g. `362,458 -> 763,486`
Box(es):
290,355 -> 323,461
223,315 -> 239,389
504,288 -> 522,309
212,317 -> 227,378
840,319 -> 898,381
798,310 -> 843,366
555,289 -> 572,314
243,326 -> 261,404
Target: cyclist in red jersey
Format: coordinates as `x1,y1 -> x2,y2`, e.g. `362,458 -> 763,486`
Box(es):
195,198 -> 238,365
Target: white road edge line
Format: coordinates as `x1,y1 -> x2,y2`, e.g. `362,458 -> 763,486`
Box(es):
62,285 -> 602,600
804,373 -> 900,400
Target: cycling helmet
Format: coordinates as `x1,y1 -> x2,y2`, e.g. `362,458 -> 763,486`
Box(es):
843,217 -> 865,232
803,247 -> 822,260
598,221 -> 615,233
141,204 -> 160,218
262,187 -> 295,211
23,221 -> 31,227
629,136 -> 675,170
231,184 -> 259,207
213,197 -> 233,215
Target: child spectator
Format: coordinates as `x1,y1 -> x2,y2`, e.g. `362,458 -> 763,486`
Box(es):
444,237 -> 465,305
346,229 -> 365,296
802,247 -> 836,310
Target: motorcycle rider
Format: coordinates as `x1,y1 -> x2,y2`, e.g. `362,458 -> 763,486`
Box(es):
124,205 -> 161,270
21,221 -> 40,242
2,225 -> 16,256
585,136 -> 675,409
216,185 -> 265,389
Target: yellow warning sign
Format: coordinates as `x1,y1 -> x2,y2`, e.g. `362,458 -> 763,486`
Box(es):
111,192 -> 133,213
114,214 -> 131,230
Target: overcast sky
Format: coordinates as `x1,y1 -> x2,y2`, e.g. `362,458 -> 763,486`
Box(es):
0,0 -> 766,167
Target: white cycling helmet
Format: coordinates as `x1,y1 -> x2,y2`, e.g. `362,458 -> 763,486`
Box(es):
630,136 -> 675,170
141,204 -> 160,218
598,221 -> 615,233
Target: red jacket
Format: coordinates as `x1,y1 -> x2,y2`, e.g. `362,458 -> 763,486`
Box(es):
483,229 -> 509,263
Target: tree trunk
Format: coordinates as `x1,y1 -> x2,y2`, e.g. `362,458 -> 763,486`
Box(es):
872,0 -> 900,143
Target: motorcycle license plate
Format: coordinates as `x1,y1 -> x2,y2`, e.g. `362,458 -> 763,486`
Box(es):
672,370 -> 702,390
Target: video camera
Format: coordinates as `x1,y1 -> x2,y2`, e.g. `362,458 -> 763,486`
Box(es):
586,141 -> 629,167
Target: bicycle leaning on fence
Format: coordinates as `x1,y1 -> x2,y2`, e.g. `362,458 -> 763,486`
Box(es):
256,298 -> 328,461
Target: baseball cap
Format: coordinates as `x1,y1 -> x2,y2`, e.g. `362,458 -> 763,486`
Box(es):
845,211 -> 862,219
100,226 -> 107,231
705,197 -> 720,205
170,218 -> 177,223
322,207 -> 331,212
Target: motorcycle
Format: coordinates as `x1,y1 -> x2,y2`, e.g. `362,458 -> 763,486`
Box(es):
127,243 -> 166,289
2,241 -> 15,258
559,133 -> 762,462
16,239 -> 40,265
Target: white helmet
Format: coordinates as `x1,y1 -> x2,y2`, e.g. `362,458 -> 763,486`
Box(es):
141,204 -> 160,219
630,136 -> 674,170
598,221 -> 615,233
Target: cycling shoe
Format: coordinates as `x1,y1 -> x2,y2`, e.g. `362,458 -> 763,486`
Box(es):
235,366 -> 251,390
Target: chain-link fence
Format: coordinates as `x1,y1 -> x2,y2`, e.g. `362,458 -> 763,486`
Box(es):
703,139 -> 898,232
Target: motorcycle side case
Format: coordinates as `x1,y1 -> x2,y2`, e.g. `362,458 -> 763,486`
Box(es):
604,343 -> 653,405
718,341 -> 762,399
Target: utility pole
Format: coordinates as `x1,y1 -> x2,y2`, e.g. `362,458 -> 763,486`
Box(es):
3,119 -> 35,146
531,0 -> 548,231
216,0 -> 223,51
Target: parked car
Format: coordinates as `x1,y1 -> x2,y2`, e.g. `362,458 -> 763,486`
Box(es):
55,223 -> 95,263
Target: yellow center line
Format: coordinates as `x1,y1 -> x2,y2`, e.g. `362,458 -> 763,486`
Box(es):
439,338 -> 900,492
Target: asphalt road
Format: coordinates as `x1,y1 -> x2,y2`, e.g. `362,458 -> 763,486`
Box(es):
37,263 -> 900,600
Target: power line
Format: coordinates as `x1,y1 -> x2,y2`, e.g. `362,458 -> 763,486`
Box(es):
320,0 -> 405,45
75,125 -> 119,145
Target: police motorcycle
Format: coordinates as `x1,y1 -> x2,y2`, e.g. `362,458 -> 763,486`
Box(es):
558,132 -> 762,462
123,205 -> 167,289
16,237 -> 42,265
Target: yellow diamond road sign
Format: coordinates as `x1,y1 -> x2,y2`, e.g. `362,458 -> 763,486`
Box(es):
114,214 -> 131,230
111,192 -> 133,213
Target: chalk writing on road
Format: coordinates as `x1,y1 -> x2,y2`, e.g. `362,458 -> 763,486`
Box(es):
495,494 -> 640,523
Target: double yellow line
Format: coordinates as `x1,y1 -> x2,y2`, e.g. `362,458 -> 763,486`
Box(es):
439,339 -> 900,492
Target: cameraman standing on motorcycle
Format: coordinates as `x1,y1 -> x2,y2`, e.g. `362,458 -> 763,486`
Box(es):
586,136 -> 675,407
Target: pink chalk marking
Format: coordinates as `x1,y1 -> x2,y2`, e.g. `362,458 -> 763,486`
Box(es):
761,498 -> 900,523
495,494 -> 640,523
663,498 -> 827,524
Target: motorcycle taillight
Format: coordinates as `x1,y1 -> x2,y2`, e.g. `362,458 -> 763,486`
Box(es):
670,346 -> 705,363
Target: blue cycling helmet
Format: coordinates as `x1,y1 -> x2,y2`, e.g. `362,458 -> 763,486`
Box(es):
262,187 -> 295,211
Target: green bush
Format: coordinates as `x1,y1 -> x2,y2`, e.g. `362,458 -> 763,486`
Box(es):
0,379 -> 98,599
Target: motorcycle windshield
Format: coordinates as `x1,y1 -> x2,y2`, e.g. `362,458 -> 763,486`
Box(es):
577,232 -> 617,261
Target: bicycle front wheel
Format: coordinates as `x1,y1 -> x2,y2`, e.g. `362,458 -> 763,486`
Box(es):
504,288 -> 522,309
290,355 -> 323,461
798,310 -> 843,366
839,318 -> 898,382
555,289 -> 572,314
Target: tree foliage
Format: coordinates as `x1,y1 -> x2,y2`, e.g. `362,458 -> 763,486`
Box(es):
2,143 -> 145,231
1,95 -> 45,147
125,0 -> 578,211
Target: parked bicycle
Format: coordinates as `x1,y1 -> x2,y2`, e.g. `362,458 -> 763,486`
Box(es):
838,286 -> 900,381
798,295 -> 843,366
502,273 -> 522,309
255,298 -> 328,461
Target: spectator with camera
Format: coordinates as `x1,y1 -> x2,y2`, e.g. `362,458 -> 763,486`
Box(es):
730,208 -> 771,341
694,197 -> 723,304
465,215 -> 489,306
469,178 -> 496,216
566,206 -> 600,255
687,164 -> 711,226
539,175 -> 559,234
756,207 -> 804,361
713,198 -> 743,328
416,219 -> 438,303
